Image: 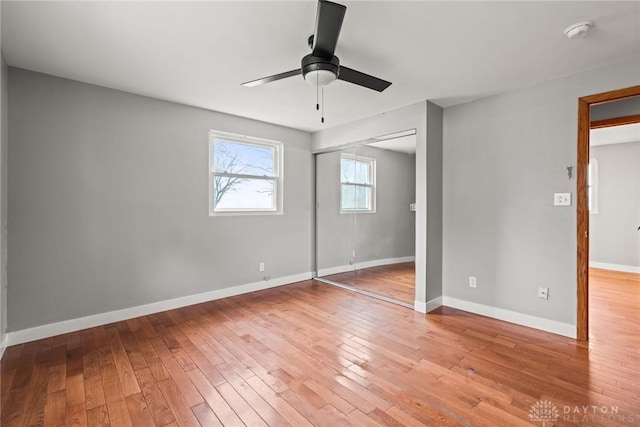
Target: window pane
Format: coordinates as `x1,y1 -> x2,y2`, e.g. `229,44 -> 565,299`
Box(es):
354,160 -> 370,184
214,178 -> 274,210
341,158 -> 355,182
213,140 -> 274,176
341,158 -> 370,184
354,185 -> 370,209
341,184 -> 371,211
341,184 -> 355,210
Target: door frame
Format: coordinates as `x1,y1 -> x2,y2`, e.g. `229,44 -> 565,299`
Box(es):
576,85 -> 640,341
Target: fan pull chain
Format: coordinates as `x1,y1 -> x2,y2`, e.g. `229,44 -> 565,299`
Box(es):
321,86 -> 325,123
316,71 -> 319,111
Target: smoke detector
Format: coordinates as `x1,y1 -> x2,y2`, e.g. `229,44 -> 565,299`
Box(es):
564,21 -> 595,39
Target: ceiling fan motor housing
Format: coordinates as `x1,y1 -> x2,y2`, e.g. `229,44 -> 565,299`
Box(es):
302,54 -> 340,84
241,1 -> 391,92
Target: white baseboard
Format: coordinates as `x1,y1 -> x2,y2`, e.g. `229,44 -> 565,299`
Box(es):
589,262 -> 640,274
317,256 -> 415,277
414,296 -> 442,313
356,256 -> 415,270
442,296 -> 576,339
6,272 -> 313,347
0,334 -> 7,360
317,264 -> 354,277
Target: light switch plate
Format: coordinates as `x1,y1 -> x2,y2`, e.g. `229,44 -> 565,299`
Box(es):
554,193 -> 571,206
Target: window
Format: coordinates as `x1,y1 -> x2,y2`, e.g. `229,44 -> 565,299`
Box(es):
340,153 -> 375,213
588,159 -> 598,214
209,132 -> 283,215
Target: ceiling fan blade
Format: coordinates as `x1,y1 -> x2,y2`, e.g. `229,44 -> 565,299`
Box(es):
312,0 -> 346,58
338,66 -> 392,92
241,69 -> 301,87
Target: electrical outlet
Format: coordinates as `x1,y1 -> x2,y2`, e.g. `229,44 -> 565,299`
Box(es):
259,262 -> 265,272
263,276 -> 271,281
554,193 -> 571,206
538,287 -> 549,299
469,276 -> 477,288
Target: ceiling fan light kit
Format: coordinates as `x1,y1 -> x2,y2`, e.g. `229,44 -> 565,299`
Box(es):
302,54 -> 340,86
241,0 -> 391,123
304,69 -> 337,86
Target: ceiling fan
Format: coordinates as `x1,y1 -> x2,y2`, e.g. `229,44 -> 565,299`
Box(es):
241,0 -> 392,93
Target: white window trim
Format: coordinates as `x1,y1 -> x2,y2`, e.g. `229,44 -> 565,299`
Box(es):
588,158 -> 598,215
209,131 -> 284,216
340,153 -> 376,214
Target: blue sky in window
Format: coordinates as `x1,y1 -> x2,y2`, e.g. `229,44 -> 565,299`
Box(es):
213,139 -> 274,176
212,139 -> 276,210
217,179 -> 274,209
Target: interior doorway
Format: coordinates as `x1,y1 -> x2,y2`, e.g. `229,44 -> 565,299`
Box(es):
576,85 -> 640,341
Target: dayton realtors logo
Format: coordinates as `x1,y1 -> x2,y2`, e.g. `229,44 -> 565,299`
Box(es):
529,400 -> 559,426
530,400 -> 638,425
562,405 -> 637,424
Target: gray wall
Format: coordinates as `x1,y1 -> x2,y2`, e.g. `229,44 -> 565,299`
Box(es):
0,52 -> 7,347
591,96 -> 640,121
426,102 -> 443,302
8,68 -> 313,331
443,58 -> 640,326
590,142 -> 640,268
316,145 -> 415,271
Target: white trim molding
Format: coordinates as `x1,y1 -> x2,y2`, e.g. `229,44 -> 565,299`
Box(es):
317,256 -> 415,277
317,264 -> 354,277
589,262 -> 640,274
6,272 -> 313,347
442,296 -> 576,339
0,335 -> 7,360
356,256 -> 415,270
414,296 -> 442,313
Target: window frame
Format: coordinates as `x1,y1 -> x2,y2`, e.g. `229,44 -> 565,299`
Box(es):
340,153 -> 376,214
209,131 -> 284,216
588,158 -> 598,214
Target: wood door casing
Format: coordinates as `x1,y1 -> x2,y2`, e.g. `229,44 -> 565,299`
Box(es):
577,85 -> 640,341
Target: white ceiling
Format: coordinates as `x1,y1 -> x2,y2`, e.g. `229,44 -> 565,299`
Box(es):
590,123 -> 640,146
2,1 -> 640,132
368,134 -> 416,154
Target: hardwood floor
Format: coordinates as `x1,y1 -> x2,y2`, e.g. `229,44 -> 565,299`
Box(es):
1,268 -> 638,426
589,267 -> 640,344
320,262 -> 415,305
